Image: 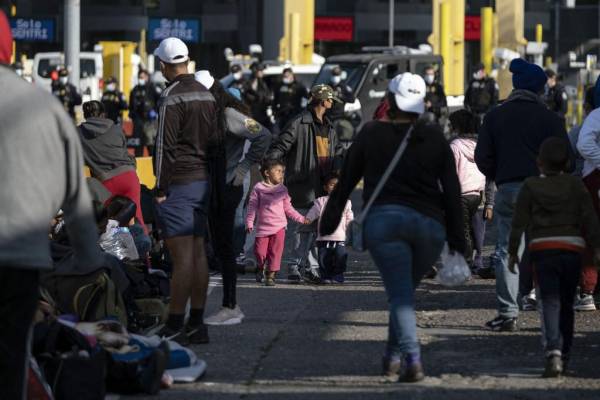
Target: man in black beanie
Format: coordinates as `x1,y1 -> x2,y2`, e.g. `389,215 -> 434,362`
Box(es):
475,58 -> 570,332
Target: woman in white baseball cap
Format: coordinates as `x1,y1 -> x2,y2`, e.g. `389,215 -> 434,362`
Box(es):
320,72 -> 465,382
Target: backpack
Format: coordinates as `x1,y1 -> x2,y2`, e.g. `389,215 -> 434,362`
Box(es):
73,272 -> 128,326
33,321 -> 107,400
42,270 -> 128,326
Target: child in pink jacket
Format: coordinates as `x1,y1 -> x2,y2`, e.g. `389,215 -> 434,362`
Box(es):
306,173 -> 353,283
246,159 -> 307,286
449,109 -> 486,267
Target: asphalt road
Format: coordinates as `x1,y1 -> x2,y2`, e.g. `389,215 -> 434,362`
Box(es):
126,247 -> 600,400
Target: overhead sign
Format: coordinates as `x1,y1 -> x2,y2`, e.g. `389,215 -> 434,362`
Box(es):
465,15 -> 481,41
148,18 -> 200,43
10,18 -> 55,42
315,16 -> 353,42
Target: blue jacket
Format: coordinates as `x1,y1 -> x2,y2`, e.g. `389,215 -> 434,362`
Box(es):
475,90 -> 568,185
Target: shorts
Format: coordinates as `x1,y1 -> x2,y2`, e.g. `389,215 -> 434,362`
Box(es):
154,180 -> 209,238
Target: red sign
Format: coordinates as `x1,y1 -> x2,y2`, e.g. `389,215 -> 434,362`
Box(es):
315,16 -> 353,42
465,15 -> 481,41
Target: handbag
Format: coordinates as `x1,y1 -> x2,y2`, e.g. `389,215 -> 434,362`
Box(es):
347,125 -> 413,252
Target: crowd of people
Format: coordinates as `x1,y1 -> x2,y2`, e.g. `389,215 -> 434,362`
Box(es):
2,14 -> 600,397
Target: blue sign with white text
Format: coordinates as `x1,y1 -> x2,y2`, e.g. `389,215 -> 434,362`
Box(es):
149,18 -> 200,43
10,18 -> 55,42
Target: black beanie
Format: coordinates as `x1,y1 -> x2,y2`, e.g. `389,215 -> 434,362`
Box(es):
510,58 -> 547,94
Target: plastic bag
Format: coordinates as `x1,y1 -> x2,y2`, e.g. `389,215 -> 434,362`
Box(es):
99,220 -> 140,261
436,243 -> 471,286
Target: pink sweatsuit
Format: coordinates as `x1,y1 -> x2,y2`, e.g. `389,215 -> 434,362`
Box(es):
246,182 -> 305,271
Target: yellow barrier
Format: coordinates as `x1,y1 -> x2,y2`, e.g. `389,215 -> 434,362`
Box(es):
83,156 -> 156,189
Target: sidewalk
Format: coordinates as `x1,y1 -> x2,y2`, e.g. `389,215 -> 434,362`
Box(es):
131,250 -> 600,400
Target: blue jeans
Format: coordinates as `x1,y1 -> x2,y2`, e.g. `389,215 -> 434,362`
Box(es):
365,205 -> 446,358
492,182 -> 523,319
283,208 -> 319,272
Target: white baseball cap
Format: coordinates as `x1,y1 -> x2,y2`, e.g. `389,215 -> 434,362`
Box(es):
194,70 -> 214,89
153,37 -> 189,64
388,73 -> 426,114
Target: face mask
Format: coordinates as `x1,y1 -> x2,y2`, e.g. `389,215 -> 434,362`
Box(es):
106,84 -> 116,91
330,75 -> 341,85
138,79 -> 146,86
233,72 -> 243,81
282,77 -> 293,85
15,69 -> 23,77
424,74 -> 435,85
59,77 -> 68,85
474,71 -> 485,80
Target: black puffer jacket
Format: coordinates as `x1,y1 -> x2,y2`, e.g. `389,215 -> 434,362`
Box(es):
79,117 -> 135,181
267,109 -> 344,209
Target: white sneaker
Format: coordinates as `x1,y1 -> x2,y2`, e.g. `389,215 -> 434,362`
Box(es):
574,294 -> 597,311
204,305 -> 245,326
522,290 -> 537,311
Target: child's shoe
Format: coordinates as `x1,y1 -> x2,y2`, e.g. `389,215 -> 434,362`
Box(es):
255,268 -> 264,283
543,350 -> 563,378
265,271 -> 276,287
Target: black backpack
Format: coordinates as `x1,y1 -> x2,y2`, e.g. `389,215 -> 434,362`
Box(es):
33,321 -> 107,400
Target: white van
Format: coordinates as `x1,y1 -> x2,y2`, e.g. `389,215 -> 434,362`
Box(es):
32,52 -> 104,102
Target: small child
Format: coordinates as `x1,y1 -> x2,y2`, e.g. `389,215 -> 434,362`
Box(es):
449,109 -> 486,267
246,159 -> 307,286
306,173 -> 353,283
508,137 -> 600,378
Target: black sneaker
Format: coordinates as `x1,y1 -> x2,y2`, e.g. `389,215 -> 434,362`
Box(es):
485,316 -> 518,332
157,324 -> 189,346
382,356 -> 402,379
303,268 -> 322,285
543,352 -> 563,378
399,362 -> 425,383
477,266 -> 496,279
255,268 -> 264,283
136,348 -> 168,394
187,323 -> 210,344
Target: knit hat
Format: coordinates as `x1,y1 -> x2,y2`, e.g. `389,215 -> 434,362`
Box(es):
0,11 -> 12,64
510,58 -> 547,93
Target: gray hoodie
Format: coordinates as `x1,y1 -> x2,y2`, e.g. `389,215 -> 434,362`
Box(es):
0,67 -> 101,270
79,117 -> 135,181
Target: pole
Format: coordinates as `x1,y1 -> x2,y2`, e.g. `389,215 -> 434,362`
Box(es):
388,0 -> 394,48
554,0 -> 560,62
440,1 -> 451,93
481,7 -> 493,74
64,0 -> 80,89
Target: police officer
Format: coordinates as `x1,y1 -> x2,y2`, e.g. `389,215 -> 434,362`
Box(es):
464,63 -> 499,119
228,64 -> 246,93
129,69 -> 161,156
423,65 -> 447,121
101,76 -> 128,124
51,67 -> 82,120
273,67 -> 308,130
243,62 -> 273,128
544,69 -> 568,119
327,66 -> 354,122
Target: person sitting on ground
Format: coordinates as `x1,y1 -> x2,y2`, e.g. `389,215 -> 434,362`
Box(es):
508,136 -> 600,378
305,173 -> 353,283
448,109 -> 486,268
79,101 -> 146,232
246,159 -> 309,287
